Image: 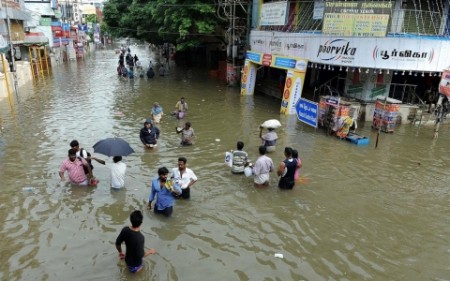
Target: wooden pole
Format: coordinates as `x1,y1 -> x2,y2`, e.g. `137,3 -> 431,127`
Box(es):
375,96 -> 388,148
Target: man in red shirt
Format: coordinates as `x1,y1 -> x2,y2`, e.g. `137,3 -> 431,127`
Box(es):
59,148 -> 92,186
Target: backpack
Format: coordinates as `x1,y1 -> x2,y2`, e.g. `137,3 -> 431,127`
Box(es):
78,148 -> 94,174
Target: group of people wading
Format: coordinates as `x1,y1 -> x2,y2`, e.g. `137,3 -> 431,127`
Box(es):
116,45 -> 167,79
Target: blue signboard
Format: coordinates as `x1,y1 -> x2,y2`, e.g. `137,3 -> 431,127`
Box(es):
246,51 -> 262,63
274,57 -> 296,69
296,98 -> 318,128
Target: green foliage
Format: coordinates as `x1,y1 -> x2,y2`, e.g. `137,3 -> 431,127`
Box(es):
85,14 -> 98,24
102,0 -> 225,50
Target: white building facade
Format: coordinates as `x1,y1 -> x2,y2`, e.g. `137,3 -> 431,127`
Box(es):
243,0 -> 450,116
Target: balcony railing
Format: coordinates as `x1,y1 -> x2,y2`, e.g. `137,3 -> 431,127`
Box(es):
259,1 -> 449,38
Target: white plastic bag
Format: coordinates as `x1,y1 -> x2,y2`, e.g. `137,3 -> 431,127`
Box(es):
225,151 -> 233,167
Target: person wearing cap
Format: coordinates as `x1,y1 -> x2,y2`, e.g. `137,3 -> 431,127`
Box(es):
151,102 -> 164,124
140,121 -> 160,148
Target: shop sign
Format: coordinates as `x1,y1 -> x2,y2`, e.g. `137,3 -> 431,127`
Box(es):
246,51 -> 262,64
269,39 -> 282,53
373,46 -> 434,64
250,30 -> 450,71
322,1 -> 392,37
325,97 -> 340,106
260,1 -> 289,26
313,0 -> 325,20
317,39 -> 357,62
274,56 -> 296,69
296,98 -> 318,128
295,60 -> 308,71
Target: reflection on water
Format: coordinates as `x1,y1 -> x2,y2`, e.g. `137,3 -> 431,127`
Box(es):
0,46 -> 449,281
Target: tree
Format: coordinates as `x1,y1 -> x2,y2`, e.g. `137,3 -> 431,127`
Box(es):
103,0 -> 226,50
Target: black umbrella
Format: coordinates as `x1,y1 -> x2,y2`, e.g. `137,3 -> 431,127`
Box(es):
93,138 -> 134,157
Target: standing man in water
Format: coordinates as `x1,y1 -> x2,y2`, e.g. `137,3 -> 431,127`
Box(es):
140,121 -> 160,148
252,146 -> 274,188
148,167 -> 182,217
59,148 -> 92,186
276,147 -> 300,189
115,210 -> 156,273
231,141 -> 248,174
171,157 -> 198,199
176,122 -> 195,145
174,97 -> 188,119
259,127 -> 278,152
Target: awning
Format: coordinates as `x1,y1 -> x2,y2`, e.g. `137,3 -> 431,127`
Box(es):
21,32 -> 49,47
0,9 -> 30,21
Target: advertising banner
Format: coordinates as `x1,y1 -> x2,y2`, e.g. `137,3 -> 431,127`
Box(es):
322,1 -> 393,37
246,51 -> 262,64
260,1 -> 289,26
241,60 -> 257,96
313,0 -> 325,20
250,31 -> 450,72
280,70 -> 306,115
438,70 -> 450,98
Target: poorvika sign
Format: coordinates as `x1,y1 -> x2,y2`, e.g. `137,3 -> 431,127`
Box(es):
250,31 -> 450,72
317,39 -> 357,61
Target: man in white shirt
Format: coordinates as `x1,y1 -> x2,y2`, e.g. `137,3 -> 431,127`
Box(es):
111,156 -> 127,189
171,157 -> 197,199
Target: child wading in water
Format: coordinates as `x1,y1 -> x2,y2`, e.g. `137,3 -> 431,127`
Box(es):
115,210 -> 156,273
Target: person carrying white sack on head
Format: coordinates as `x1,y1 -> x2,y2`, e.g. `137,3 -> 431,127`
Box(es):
259,119 -> 280,152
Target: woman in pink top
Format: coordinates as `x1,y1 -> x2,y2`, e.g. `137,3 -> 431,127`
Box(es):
292,149 -> 302,181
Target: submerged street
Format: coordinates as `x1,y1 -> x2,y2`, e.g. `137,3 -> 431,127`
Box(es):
0,45 -> 449,280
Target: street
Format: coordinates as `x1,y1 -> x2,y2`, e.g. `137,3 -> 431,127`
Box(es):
0,45 -> 449,280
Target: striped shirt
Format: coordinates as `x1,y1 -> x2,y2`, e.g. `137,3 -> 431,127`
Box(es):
59,158 -> 88,184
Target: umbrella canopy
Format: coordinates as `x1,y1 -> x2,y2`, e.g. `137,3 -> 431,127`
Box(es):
93,138 -> 134,157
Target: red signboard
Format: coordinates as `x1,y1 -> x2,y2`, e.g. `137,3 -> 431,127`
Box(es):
262,53 -> 272,66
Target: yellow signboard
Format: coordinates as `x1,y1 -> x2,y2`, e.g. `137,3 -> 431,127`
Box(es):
322,1 -> 393,37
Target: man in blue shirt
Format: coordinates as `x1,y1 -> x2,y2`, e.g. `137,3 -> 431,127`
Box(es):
147,167 -> 182,217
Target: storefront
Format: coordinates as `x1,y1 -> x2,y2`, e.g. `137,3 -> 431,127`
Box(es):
245,30 -> 450,118
241,51 -> 308,115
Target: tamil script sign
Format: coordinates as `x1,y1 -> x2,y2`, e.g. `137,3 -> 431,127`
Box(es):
296,98 -> 318,128
260,1 -> 289,26
322,1 -> 393,37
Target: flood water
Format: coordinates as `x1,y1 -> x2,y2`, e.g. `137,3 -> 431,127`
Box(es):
0,45 -> 449,281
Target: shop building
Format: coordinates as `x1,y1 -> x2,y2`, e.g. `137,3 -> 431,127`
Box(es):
242,0 -> 450,122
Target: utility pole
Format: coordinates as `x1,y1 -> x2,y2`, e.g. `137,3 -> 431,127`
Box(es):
5,0 -> 19,101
